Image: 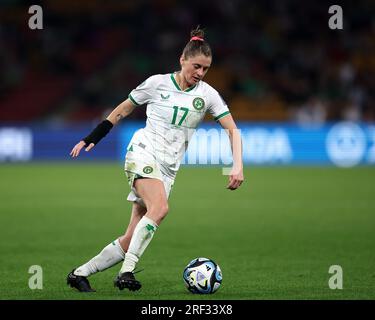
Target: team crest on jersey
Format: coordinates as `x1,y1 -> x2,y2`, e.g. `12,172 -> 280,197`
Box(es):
192,97 -> 205,110
143,166 -> 153,174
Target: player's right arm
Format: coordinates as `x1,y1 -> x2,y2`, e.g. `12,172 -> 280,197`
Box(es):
70,99 -> 135,158
106,98 -> 136,125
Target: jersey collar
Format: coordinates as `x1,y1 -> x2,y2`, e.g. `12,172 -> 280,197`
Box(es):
170,73 -> 196,92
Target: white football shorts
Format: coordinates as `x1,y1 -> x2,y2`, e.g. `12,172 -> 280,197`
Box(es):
124,142 -> 175,208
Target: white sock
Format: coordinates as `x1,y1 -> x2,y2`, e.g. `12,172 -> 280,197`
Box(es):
74,239 -> 125,277
120,216 -> 158,274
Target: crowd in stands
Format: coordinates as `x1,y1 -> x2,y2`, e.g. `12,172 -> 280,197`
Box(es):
1,0 -> 374,124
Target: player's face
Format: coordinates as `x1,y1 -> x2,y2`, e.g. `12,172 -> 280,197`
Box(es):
180,54 -> 212,86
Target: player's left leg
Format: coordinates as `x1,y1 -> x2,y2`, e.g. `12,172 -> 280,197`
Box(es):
115,177 -> 168,291
119,202 -> 147,252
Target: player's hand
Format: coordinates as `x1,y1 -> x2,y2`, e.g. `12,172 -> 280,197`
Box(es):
227,167 -> 244,190
70,140 -> 95,158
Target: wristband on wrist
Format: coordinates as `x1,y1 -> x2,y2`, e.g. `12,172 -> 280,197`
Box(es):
83,119 -> 113,146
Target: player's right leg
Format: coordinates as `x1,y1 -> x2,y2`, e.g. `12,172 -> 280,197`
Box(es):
67,238 -> 125,292
67,202 -> 146,292
114,178 -> 169,291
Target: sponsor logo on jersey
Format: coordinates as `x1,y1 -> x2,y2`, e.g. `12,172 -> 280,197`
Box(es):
161,93 -> 170,100
143,166 -> 153,174
192,97 -> 205,110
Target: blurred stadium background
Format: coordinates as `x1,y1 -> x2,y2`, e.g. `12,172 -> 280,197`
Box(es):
0,0 -> 375,164
0,0 -> 374,299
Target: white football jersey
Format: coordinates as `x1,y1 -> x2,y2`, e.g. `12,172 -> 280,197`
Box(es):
127,73 -> 230,174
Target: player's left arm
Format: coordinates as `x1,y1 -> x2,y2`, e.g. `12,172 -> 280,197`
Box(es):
218,114 -> 244,190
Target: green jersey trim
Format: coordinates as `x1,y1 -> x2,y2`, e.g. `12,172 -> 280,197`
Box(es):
214,111 -> 230,121
128,94 -> 140,106
170,74 -> 196,92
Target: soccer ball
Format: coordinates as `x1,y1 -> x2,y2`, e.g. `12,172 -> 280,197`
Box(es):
183,257 -> 222,294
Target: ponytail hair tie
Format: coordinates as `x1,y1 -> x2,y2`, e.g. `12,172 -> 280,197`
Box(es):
190,36 -> 204,42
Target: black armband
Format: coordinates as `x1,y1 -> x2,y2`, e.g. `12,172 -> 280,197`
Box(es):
83,120 -> 113,146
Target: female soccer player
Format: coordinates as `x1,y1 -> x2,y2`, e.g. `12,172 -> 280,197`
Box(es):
67,28 -> 244,292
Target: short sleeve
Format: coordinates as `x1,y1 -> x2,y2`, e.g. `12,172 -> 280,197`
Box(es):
128,76 -> 157,106
207,88 -> 230,121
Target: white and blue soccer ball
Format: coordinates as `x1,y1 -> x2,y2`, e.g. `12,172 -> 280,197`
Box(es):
183,257 -> 222,294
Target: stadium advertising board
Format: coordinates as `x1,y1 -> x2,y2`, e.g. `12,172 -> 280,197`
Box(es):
0,122 -> 374,167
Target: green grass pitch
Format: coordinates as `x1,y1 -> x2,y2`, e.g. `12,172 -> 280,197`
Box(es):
0,163 -> 374,300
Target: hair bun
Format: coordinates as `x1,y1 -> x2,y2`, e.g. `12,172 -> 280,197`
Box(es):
190,36 -> 204,42
182,26 -> 211,58
190,26 -> 205,39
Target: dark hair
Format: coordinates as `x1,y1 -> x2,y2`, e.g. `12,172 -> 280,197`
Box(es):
182,27 -> 212,59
